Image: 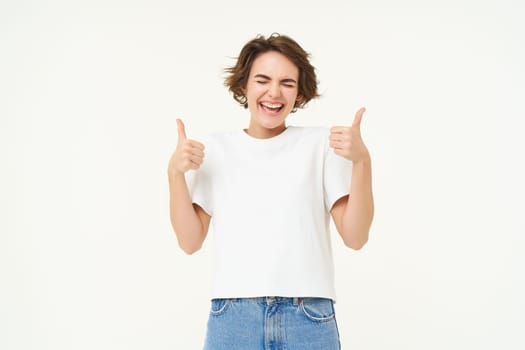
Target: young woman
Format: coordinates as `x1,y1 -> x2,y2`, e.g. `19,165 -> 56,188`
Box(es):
168,33 -> 374,350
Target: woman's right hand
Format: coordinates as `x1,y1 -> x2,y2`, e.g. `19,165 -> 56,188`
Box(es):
167,119 -> 205,176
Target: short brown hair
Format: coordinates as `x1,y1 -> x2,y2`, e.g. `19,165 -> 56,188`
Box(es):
224,33 -> 319,112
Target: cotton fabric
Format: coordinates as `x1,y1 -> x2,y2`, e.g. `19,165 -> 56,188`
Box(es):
185,126 -> 352,301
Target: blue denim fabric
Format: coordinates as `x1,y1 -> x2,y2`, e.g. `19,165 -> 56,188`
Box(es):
203,296 -> 341,350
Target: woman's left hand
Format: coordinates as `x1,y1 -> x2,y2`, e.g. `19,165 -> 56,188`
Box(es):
329,107 -> 370,163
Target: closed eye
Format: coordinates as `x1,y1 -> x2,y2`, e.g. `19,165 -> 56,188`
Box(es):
253,74 -> 297,87
281,78 -> 297,88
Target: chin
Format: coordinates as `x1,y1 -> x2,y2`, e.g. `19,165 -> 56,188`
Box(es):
259,117 -> 286,129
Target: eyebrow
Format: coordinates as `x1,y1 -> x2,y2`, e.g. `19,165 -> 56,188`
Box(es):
254,74 -> 297,84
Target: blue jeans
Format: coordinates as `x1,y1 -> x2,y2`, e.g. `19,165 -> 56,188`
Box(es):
203,296 -> 341,349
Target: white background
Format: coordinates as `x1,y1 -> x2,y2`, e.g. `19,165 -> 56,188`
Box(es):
2,0 -> 524,349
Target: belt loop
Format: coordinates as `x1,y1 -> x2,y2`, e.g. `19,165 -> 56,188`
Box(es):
293,297 -> 302,306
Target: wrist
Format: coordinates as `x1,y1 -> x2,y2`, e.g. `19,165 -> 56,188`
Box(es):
352,153 -> 371,166
168,168 -> 185,180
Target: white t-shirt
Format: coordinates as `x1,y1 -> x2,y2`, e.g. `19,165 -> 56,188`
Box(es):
185,126 -> 352,301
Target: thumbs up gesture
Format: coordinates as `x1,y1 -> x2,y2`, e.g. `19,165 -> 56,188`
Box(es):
329,107 -> 370,163
168,119 -> 205,176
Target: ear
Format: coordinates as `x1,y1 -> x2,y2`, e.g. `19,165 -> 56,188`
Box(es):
296,95 -> 302,102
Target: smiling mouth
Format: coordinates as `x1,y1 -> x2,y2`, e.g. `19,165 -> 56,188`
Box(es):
260,102 -> 284,113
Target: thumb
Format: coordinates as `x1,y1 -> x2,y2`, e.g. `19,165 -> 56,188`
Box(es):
176,118 -> 187,142
352,107 -> 366,128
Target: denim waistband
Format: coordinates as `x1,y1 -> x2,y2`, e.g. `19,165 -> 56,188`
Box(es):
221,296 -> 303,306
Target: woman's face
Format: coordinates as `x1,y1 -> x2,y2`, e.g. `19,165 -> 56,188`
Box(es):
243,51 -> 300,138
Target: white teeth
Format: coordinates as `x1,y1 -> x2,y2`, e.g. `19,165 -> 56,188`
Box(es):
261,102 -> 283,109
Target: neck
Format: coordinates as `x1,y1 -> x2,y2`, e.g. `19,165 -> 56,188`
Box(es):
245,123 -> 287,139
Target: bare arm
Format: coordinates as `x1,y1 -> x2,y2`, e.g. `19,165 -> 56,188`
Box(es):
331,158 -> 374,250
329,108 -> 374,250
168,172 -> 211,254
167,119 -> 211,255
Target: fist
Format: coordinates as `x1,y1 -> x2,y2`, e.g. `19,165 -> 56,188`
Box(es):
168,118 -> 205,175
329,107 -> 370,163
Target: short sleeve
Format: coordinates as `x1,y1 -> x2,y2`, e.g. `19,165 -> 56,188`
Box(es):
184,141 -> 214,216
323,136 -> 353,213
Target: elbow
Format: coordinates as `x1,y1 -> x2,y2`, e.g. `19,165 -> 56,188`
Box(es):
171,222 -> 205,255
341,221 -> 371,250
179,242 -> 202,255
342,229 -> 369,250
344,239 -> 367,250
174,228 -> 203,255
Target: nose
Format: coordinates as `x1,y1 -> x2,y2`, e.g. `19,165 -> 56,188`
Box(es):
268,82 -> 281,98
